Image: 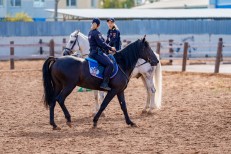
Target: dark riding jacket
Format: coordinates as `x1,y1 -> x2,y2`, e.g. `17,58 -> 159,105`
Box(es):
88,29 -> 112,53
88,29 -> 114,80
106,26 -> 121,50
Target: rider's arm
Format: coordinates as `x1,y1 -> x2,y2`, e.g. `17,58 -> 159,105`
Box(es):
94,31 -> 112,51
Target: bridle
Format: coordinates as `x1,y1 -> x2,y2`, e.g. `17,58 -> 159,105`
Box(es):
135,61 -> 148,68
64,32 -> 81,55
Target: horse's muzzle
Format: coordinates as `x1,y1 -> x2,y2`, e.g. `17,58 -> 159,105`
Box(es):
150,60 -> 159,66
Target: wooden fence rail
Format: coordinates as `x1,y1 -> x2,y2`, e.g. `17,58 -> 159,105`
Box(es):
214,38 -> 223,73
182,42 -> 189,72
151,38 -> 224,73
0,39 -> 65,70
0,38 -> 228,73
10,41 -> 14,70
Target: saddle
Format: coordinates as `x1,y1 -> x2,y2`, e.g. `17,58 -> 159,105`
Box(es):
86,54 -> 118,79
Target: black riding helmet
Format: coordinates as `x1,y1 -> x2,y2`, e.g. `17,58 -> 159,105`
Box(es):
106,18 -> 115,23
92,18 -> 100,26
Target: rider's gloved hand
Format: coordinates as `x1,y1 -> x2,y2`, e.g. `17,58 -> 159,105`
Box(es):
111,47 -> 116,52
109,47 -> 116,54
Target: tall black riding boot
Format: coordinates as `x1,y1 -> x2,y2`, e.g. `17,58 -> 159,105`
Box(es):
100,77 -> 111,91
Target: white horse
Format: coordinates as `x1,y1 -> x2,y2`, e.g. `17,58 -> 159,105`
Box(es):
63,30 -> 162,114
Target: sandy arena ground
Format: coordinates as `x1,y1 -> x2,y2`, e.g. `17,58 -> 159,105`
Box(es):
0,60 -> 231,154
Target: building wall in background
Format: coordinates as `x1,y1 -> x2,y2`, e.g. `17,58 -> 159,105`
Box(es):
0,0 -> 54,18
58,0 -> 99,8
0,0 -> 99,19
0,0 -> 7,19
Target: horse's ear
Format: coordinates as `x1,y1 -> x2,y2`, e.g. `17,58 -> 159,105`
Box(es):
75,29 -> 80,36
142,35 -> 146,42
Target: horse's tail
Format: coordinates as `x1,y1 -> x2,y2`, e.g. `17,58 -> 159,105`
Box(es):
42,56 -> 56,108
154,54 -> 162,109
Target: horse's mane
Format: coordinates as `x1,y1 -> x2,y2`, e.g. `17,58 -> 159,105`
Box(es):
70,31 -> 88,40
78,32 -> 88,40
114,39 -> 145,71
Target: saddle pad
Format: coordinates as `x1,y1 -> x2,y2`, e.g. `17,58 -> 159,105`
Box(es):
86,54 -> 118,79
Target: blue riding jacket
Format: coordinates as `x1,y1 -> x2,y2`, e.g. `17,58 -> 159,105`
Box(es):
106,26 -> 121,50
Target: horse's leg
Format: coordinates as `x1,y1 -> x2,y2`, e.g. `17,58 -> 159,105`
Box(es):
56,84 -> 76,128
140,76 -> 150,113
93,89 -> 117,127
50,84 -> 62,130
93,90 -> 100,116
93,90 -> 105,117
99,91 -> 105,117
99,91 -> 105,104
50,99 -> 60,130
117,91 -> 136,127
143,72 -> 156,113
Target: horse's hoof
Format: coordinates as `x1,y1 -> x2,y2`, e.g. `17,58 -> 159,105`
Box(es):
141,109 -> 147,114
93,122 -> 97,128
66,122 -> 72,128
147,110 -> 154,115
53,126 -> 61,130
130,123 -> 138,127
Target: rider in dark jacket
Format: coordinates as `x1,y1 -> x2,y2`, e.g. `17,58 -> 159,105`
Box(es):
106,18 -> 121,51
88,18 -> 116,91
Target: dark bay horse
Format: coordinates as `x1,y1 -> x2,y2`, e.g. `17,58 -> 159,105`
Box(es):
42,37 -> 159,130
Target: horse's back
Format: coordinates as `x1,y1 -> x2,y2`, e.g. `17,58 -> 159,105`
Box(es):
50,55 -> 127,91
51,56 -> 87,83
58,55 -> 84,63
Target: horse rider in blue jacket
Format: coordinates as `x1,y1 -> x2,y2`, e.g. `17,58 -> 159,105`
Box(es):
88,18 -> 116,91
106,18 -> 121,51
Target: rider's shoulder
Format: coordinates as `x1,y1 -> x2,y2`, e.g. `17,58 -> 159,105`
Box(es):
92,29 -> 100,35
114,28 -> 120,33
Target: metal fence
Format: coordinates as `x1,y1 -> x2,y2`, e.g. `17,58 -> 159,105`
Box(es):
1,19 -> 231,37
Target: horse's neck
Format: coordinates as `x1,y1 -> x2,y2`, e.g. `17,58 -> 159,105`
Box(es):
125,68 -> 135,81
117,54 -> 139,79
79,33 -> 90,56
126,59 -> 139,78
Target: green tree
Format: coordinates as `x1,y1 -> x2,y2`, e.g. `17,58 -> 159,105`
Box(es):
100,0 -> 135,8
5,13 -> 33,22
122,0 -> 135,8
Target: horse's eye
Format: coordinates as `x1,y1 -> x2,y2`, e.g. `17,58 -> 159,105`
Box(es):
70,41 -> 74,43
